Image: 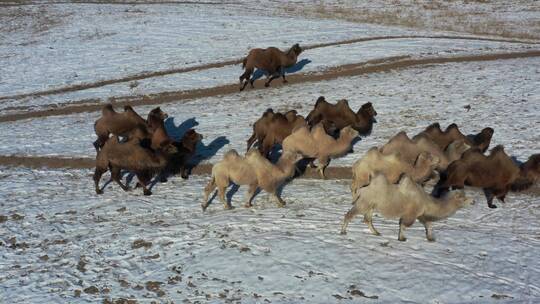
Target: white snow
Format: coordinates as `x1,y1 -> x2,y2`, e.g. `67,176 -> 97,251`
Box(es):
0,57 -> 537,165
0,167 -> 538,303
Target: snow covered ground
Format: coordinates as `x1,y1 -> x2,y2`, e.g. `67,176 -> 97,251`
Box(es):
1,2 -> 419,98
1,168 -> 539,303
0,57 -> 538,166
1,36 -> 536,115
1,2 -> 539,303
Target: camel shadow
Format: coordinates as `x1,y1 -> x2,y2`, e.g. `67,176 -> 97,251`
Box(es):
251,58 -> 312,82
189,136 -> 230,167
164,117 -> 199,141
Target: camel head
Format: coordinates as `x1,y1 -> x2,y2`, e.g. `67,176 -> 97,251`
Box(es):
445,190 -> 472,207
149,106 -> 168,121
290,43 -> 302,56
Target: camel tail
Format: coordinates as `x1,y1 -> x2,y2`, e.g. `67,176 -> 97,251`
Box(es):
511,177 -> 534,192
241,57 -> 247,69
246,132 -> 257,151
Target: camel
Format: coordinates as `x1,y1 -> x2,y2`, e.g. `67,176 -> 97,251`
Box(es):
350,148 -> 440,197
202,149 -> 301,210
413,123 -> 494,152
93,104 -> 148,152
282,123 -> 358,178
341,173 -> 471,242
433,145 -> 540,208
239,43 -> 302,91
380,131 -> 450,171
164,129 -> 203,180
306,96 -> 377,136
93,136 -> 174,196
246,108 -> 307,156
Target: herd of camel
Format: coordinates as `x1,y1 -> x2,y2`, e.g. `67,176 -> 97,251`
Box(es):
91,44 -> 540,242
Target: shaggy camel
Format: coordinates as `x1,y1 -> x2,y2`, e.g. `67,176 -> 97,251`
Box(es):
282,123 -> 358,178
202,149 -> 301,210
306,96 -> 377,136
163,129 -> 203,180
350,148 -> 440,197
93,104 -> 148,151
414,122 -> 494,152
246,108 -> 307,156
341,173 -> 471,241
239,43 -> 302,91
93,136 -> 174,196
147,108 -> 174,150
146,107 -> 168,133
433,146 -> 540,208
380,131 -> 450,171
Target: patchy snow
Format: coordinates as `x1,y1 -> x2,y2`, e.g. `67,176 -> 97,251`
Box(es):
0,36 -> 536,115
0,57 -> 538,165
0,2 -> 420,98
1,167 -> 539,303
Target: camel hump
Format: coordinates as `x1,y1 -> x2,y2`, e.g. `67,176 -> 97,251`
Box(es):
102,104 -> 116,116
426,122 -> 441,131
223,149 -> 241,161
336,99 -> 349,108
446,123 -> 459,131
124,105 -> 136,113
263,108 -> 274,116
490,145 -> 505,155
393,131 -> 409,141
315,96 -> 326,107
481,127 -> 494,136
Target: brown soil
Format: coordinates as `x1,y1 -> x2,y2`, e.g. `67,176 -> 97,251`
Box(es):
1,50 -> 539,123
1,35 -> 536,103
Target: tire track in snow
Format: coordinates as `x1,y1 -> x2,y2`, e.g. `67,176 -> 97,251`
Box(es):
1,35 -> 537,102
1,49 -> 540,123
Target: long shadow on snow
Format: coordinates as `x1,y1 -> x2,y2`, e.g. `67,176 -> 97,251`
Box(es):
250,58 -> 312,82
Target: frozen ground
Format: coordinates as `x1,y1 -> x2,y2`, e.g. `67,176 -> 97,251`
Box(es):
0,37 -> 536,114
0,57 -> 538,165
1,167 -> 539,303
1,2 -> 420,98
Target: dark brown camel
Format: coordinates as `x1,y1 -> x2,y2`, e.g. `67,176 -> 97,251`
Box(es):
414,122 -> 494,152
434,145 -> 540,208
161,129 -> 204,181
93,104 -> 148,152
306,96 -> 377,135
246,108 -> 307,157
93,136 -> 174,196
239,43 -> 302,91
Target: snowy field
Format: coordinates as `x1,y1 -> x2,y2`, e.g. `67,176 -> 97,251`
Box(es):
1,168 -> 539,303
1,1 -> 540,303
0,57 -> 538,165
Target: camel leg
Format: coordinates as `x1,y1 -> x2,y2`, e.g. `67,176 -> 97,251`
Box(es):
93,166 -> 107,194
202,177 -> 217,211
217,185 -> 232,210
317,157 -> 330,179
272,192 -> 286,208
483,188 -> 497,208
239,69 -> 253,91
398,217 -> 415,241
110,165 -> 129,192
365,211 -> 380,236
244,184 -> 258,208
340,205 -> 359,235
137,172 -> 152,196
280,66 -> 288,83
422,221 -> 435,242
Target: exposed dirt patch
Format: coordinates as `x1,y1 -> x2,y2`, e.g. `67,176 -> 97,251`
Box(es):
1,50 -> 539,123
131,239 -> 152,249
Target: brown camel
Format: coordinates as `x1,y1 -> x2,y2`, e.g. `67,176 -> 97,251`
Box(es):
93,104 -> 148,152
93,136 -> 175,196
306,96 -> 377,136
246,108 -> 307,156
433,145 -> 540,208
239,43 -> 302,91
414,123 -> 494,152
